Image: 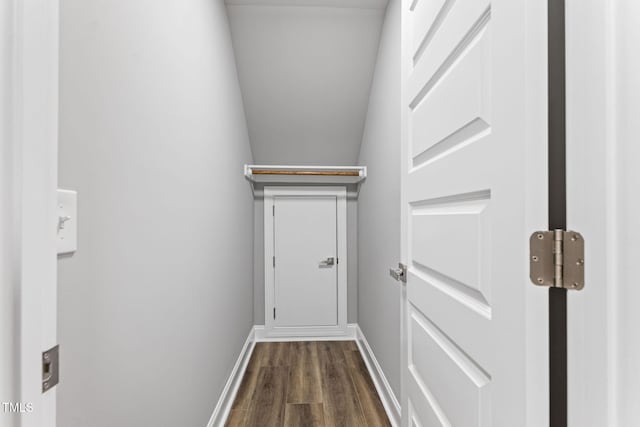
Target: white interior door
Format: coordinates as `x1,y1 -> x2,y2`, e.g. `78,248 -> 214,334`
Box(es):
400,0 -> 548,425
274,195 -> 338,327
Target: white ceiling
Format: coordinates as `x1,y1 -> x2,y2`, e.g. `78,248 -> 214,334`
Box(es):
225,0 -> 388,165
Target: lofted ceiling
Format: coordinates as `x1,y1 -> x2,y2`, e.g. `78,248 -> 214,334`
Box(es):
225,0 -> 388,165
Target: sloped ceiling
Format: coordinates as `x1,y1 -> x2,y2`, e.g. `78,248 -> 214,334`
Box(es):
225,0 -> 388,165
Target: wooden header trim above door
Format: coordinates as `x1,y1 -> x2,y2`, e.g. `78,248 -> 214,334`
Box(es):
252,170 -> 360,176
244,165 -> 367,189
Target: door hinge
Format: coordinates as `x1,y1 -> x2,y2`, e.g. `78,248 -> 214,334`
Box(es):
273,307 -> 276,319
273,256 -> 275,268
42,345 -> 59,393
529,230 -> 585,290
272,205 -> 275,216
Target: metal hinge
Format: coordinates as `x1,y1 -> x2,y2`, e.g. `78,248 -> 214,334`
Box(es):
42,345 -> 59,393
529,230 -> 585,290
273,256 -> 275,268
272,205 -> 275,216
273,307 -> 276,319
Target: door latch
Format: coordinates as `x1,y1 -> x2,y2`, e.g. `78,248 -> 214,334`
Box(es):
389,263 -> 407,283
319,257 -> 335,267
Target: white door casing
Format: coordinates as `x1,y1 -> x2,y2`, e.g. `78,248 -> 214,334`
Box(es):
2,0 -> 59,426
400,0 -> 548,426
263,187 -> 348,339
567,0 -> 640,425
0,1 -> 18,423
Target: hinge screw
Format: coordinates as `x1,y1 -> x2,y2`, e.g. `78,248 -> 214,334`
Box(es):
577,259 -> 584,266
532,255 -> 539,262
537,234 -> 544,240
537,277 -> 544,284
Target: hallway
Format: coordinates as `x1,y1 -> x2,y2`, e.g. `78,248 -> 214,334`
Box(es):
3,0 -> 640,426
226,341 -> 390,427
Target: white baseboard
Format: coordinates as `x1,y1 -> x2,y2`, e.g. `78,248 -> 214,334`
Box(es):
207,327 -> 256,427
355,325 -> 401,427
254,323 -> 357,342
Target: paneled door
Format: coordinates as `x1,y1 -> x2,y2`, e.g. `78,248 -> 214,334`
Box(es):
400,0 -> 548,425
274,195 -> 338,327
264,187 -> 348,339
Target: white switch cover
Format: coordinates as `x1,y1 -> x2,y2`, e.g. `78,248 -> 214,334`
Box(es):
57,189 -> 77,255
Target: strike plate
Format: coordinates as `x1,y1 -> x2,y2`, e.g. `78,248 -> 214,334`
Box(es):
42,345 -> 59,393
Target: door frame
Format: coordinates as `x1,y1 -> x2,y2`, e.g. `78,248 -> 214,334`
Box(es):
262,186 -> 348,339
566,0 -> 639,425
2,0 -> 59,426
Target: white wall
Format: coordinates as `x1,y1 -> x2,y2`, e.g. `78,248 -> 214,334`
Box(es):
226,1 -> 386,165
356,0 -> 401,399
57,1 -> 254,426
347,198 -> 359,323
253,198 -> 265,324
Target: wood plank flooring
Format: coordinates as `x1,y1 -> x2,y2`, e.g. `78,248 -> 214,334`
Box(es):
226,341 -> 390,427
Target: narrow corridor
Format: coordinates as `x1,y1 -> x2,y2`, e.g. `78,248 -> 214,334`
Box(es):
226,341 -> 390,427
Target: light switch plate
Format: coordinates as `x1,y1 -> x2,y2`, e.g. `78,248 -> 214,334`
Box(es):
57,189 -> 77,255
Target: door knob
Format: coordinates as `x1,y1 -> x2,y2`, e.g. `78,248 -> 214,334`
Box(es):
319,257 -> 335,267
389,263 -> 407,283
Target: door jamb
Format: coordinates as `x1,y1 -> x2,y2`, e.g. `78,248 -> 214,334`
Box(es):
3,0 -> 59,425
548,0 -> 568,425
262,186 -> 348,339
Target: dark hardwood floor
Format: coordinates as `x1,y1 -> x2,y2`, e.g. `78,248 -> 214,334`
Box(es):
226,341 -> 391,427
